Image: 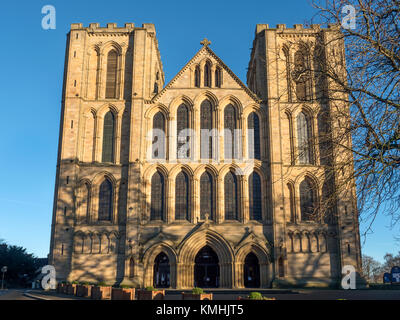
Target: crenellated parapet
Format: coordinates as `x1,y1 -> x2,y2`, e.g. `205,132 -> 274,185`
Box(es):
256,23 -> 339,34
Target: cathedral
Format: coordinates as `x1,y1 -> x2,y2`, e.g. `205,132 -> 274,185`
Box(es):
49,22 -> 363,288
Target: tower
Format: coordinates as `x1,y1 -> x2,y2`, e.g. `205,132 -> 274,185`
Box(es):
49,22 -> 164,282
247,23 -> 363,286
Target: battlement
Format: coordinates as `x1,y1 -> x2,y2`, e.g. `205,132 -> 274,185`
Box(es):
256,23 -> 340,34
70,22 -> 156,33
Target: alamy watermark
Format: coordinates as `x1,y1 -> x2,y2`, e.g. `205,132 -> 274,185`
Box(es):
341,5 -> 356,30
41,265 -> 56,290
41,5 -> 56,30
341,265 -> 356,289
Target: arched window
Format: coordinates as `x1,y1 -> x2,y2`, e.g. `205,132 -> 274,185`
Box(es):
200,171 -> 214,220
215,66 -> 222,87
151,171 -> 165,221
177,104 -> 190,159
300,178 -> 317,221
175,171 -> 190,221
194,65 -> 200,88
153,82 -> 159,94
247,112 -> 260,160
98,179 -> 113,221
224,171 -> 239,220
152,112 -> 166,159
293,50 -> 310,101
204,61 -> 211,87
105,50 -> 118,99
294,50 -> 306,70
102,111 -> 115,163
224,104 -> 238,160
249,172 -> 262,221
297,112 -> 313,164
200,100 -> 213,159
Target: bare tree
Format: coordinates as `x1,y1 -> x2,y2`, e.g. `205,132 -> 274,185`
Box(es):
362,254 -> 383,282
292,0 -> 400,236
382,251 -> 400,271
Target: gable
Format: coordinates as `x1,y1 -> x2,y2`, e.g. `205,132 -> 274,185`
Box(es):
152,44 -> 260,103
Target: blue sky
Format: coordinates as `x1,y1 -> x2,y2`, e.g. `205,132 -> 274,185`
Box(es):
0,0 -> 398,263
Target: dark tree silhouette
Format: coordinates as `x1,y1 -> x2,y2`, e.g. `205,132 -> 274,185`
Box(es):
0,240 -> 41,288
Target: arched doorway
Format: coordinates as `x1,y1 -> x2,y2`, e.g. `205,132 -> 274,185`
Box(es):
244,252 -> 260,288
153,252 -> 170,288
194,246 -> 219,288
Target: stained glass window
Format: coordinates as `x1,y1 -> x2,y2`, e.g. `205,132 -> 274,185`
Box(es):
177,104 -> 190,159
300,178 -> 316,221
105,50 -> 118,99
294,50 -> 308,101
249,172 -> 262,220
247,112 -> 260,160
204,61 -> 211,87
200,100 -> 213,159
194,66 -> 200,88
151,171 -> 165,220
224,171 -> 238,220
200,171 -> 214,220
224,104 -> 237,159
153,112 -> 166,159
102,111 -> 115,163
297,112 -> 313,164
98,179 -> 113,221
175,171 -> 189,220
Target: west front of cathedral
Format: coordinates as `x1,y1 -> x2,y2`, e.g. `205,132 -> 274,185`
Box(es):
49,22 -> 363,288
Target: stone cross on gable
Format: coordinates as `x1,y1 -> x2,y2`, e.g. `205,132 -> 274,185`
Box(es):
200,38 -> 211,47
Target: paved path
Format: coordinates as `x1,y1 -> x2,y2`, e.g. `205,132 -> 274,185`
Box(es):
0,290 -> 35,300
164,290 -> 400,300
1,288 -> 400,300
0,289 -> 85,300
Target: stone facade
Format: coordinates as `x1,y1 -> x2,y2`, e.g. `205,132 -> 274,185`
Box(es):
49,22 -> 363,289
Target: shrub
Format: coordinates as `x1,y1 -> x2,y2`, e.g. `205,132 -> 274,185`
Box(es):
249,292 -> 263,300
97,281 -> 108,287
192,287 -> 204,294
145,286 -> 155,291
71,280 -> 79,285
120,284 -> 133,289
